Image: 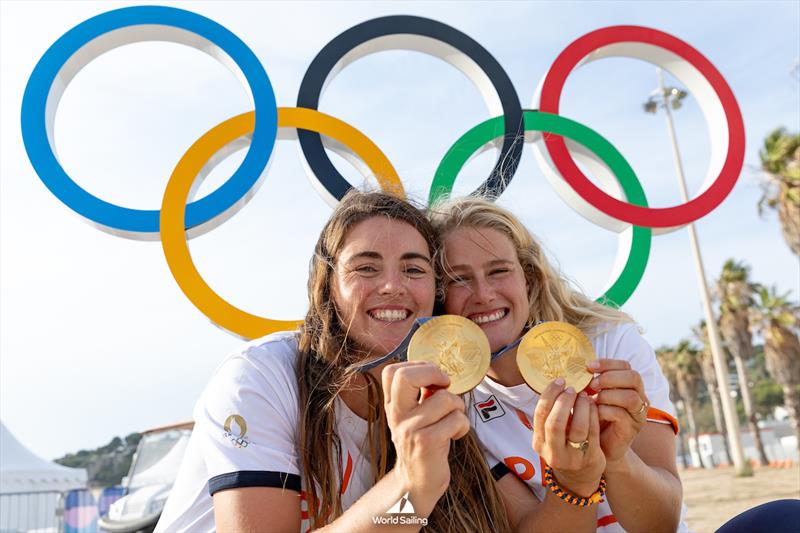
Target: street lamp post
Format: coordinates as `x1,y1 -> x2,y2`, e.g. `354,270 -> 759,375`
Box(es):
644,68 -> 750,476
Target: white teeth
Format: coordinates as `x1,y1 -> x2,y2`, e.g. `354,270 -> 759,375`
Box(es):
370,309 -> 409,322
471,310 -> 506,325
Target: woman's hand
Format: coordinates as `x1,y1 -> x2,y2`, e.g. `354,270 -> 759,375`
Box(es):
532,379 -> 605,497
381,361 -> 470,514
587,359 -> 650,469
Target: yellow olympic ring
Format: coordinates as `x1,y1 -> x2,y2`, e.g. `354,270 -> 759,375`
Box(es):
160,107 -> 404,339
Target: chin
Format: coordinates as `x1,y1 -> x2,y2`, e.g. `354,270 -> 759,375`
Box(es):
487,331 -> 517,352
361,336 -> 400,356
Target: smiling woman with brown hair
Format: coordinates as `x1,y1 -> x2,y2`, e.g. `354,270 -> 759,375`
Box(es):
155,191 -> 509,532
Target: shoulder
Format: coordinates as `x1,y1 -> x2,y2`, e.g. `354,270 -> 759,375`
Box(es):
589,321 -> 668,377
213,331 -> 300,386
589,322 -> 651,359
197,331 -> 303,420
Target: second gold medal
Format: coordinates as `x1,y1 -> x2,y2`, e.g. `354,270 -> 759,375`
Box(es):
516,321 -> 596,394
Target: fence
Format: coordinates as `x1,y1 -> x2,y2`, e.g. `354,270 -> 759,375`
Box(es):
0,491 -> 63,532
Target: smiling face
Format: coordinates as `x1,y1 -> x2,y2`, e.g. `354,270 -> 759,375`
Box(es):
441,226 -> 530,352
332,216 -> 436,357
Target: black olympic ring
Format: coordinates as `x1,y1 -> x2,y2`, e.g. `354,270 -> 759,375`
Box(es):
296,15 -> 524,203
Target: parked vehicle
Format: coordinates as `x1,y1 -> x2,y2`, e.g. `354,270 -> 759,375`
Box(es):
98,423 -> 192,533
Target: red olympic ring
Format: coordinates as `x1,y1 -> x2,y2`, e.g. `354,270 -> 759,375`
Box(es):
539,25 -> 745,228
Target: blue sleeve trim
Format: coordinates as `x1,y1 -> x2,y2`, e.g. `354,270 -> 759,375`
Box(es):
208,470 -> 301,496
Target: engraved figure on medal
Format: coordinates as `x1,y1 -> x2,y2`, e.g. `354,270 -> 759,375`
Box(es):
433,334 -> 480,376
541,334 -> 575,380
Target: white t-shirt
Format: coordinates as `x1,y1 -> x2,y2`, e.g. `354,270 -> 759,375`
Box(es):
468,323 -> 688,532
156,331 -> 374,532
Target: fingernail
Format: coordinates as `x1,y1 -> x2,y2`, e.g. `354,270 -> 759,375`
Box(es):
590,378 -> 600,389
579,391 -> 587,398
566,387 -> 575,394
587,360 -> 600,370
554,378 -> 565,387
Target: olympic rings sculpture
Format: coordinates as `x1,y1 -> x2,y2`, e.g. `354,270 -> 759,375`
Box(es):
21,5 -> 744,339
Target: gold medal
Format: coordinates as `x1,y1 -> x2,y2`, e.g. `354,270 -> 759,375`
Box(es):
407,315 -> 490,395
516,321 -> 595,393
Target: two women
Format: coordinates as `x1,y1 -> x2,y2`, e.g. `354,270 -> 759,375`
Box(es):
159,190 -> 684,532
156,192 -> 507,532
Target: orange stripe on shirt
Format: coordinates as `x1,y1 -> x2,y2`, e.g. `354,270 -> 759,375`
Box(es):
597,514 -> 618,527
340,450 -> 353,495
539,456 -> 547,486
514,408 -> 533,430
647,406 -> 680,434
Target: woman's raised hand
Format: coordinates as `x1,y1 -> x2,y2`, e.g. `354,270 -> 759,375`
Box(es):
532,379 -> 605,497
381,361 -> 470,511
587,359 -> 650,468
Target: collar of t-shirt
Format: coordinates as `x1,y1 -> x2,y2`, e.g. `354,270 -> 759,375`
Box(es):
480,375 -> 539,413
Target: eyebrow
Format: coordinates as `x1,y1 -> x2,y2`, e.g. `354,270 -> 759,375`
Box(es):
447,259 -> 514,272
345,251 -> 432,263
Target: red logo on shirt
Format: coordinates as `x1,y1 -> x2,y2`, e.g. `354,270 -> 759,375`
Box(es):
474,395 -> 505,422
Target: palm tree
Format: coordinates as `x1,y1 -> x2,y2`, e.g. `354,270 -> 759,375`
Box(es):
749,286 -> 800,456
758,128 -> 800,255
657,343 -> 706,469
656,346 -> 690,468
692,320 -> 733,466
717,259 -> 770,465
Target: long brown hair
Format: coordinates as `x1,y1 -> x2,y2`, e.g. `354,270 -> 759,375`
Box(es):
297,191 -> 509,532
430,197 -> 633,336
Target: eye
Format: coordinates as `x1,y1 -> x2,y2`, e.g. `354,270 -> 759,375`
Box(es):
404,265 -> 428,277
489,267 -> 510,276
354,264 -> 379,274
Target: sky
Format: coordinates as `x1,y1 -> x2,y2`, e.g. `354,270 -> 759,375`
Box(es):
1,0 -> 798,461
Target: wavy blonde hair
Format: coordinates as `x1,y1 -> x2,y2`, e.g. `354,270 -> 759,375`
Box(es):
297,191 -> 509,532
429,197 -> 633,336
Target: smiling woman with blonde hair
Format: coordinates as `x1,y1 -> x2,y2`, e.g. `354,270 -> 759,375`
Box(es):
431,196 -> 686,532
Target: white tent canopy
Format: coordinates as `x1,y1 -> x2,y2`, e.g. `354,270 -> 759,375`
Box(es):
0,420 -> 87,494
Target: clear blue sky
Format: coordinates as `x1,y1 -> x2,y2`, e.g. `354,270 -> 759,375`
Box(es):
1,0 -> 798,460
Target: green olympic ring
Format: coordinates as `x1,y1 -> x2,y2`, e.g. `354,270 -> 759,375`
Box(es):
428,110 -> 651,308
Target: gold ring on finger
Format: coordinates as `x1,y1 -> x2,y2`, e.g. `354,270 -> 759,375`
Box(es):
567,438 -> 589,454
634,400 -> 649,415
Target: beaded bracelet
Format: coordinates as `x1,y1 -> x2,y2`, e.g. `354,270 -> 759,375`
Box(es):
543,464 -> 607,507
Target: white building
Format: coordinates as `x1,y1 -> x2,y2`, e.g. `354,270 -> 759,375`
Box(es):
687,421 -> 799,468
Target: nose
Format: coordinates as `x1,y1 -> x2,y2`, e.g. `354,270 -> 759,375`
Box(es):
472,277 -> 496,304
378,269 -> 407,296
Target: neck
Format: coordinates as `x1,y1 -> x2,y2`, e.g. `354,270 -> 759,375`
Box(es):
487,347 -> 526,387
339,372 -> 372,420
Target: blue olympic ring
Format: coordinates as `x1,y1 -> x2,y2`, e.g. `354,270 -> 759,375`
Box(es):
20,5 -> 277,236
